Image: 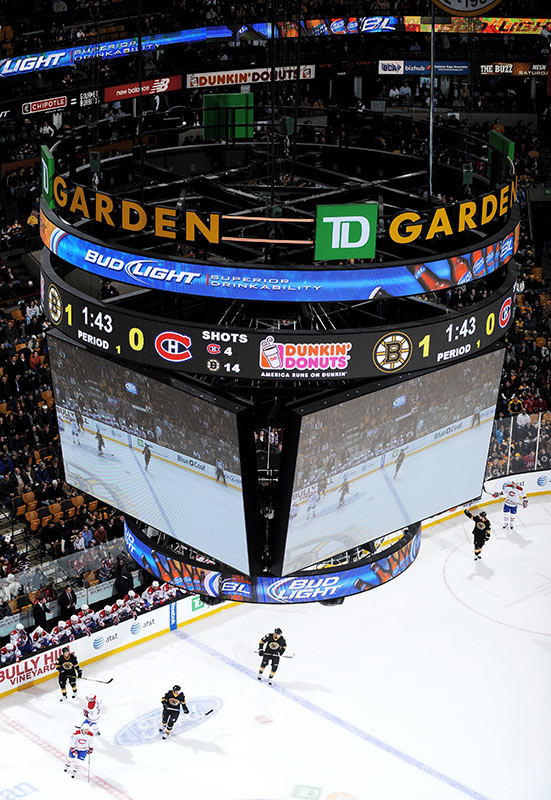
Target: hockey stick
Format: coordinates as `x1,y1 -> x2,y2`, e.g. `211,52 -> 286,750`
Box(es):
80,676 -> 113,685
254,651 -> 295,659
87,752 -> 91,784
191,709 -> 214,716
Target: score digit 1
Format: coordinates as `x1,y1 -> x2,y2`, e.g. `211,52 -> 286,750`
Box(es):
64,303 -> 72,325
418,334 -> 430,358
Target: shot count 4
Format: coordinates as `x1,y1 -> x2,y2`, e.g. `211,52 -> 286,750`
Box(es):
42,255 -> 515,381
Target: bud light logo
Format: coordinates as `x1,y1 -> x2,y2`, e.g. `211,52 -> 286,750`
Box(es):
499,296 -> 512,328
537,475 -> 548,487
267,576 -> 341,603
154,331 -> 192,362
130,621 -> 141,635
93,636 -> 104,650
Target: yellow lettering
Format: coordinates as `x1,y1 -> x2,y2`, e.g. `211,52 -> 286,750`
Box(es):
69,186 -> 90,217
389,212 -> 422,244
457,201 -> 477,233
122,200 -> 148,232
499,185 -> 510,216
426,207 -> 453,240
481,194 -> 498,225
95,193 -> 115,226
511,176 -> 517,206
154,207 -> 177,240
185,211 -> 219,244
53,175 -> 68,207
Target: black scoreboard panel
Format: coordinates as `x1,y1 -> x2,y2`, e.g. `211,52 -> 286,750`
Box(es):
42,254 -> 515,381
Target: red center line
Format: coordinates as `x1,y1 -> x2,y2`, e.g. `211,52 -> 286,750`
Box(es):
0,712 -> 136,800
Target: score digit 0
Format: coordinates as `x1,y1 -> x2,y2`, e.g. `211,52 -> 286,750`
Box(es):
486,313 -> 495,336
129,327 -> 145,351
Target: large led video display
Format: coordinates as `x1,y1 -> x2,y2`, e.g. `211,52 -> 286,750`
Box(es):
283,348 -> 505,574
49,335 -> 250,574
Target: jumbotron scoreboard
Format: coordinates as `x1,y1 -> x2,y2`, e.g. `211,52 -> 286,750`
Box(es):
41,111 -> 518,602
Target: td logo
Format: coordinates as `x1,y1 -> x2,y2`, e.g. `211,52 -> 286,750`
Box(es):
314,203 -> 378,261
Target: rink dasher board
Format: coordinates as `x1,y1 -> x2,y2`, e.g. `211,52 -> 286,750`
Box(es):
0,595 -> 236,698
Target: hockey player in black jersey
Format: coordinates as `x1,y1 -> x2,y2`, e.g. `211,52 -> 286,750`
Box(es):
96,428 -> 105,456
56,647 -> 82,701
394,448 -> 405,479
159,685 -> 189,739
143,444 -> 152,471
338,476 -> 350,508
464,508 -> 491,561
257,628 -> 287,685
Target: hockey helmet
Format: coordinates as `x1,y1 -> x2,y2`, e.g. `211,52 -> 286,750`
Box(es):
152,581 -> 159,589
173,684 -> 181,692
81,604 -> 89,611
104,605 -> 111,612
274,627 -> 282,634
479,511 -> 487,517
62,646 -> 70,654
128,590 -> 136,598
59,621 -> 66,629
116,599 -> 124,607
71,615 -> 78,622
15,623 -> 24,631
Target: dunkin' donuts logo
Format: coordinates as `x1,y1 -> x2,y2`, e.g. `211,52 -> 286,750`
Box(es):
259,336 -> 352,373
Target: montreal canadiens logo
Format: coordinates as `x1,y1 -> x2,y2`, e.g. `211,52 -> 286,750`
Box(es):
206,343 -> 221,355
154,332 -> 192,362
498,297 -> 512,328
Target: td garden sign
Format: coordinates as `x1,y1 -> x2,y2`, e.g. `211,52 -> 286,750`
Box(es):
44,171 -> 517,261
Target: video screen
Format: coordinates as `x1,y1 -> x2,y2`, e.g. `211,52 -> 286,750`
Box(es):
48,335 -> 250,574
283,349 -> 505,574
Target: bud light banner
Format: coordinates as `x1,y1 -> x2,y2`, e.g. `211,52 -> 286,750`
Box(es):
41,209 -> 519,303
124,520 -> 421,604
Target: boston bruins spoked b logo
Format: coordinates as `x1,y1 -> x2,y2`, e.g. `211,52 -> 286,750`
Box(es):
372,332 -> 412,373
47,285 -> 63,324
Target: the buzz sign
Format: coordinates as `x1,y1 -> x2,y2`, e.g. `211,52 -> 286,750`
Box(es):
41,145 -> 55,209
314,203 -> 378,261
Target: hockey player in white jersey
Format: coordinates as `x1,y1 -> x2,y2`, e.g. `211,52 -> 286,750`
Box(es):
51,619 -> 74,645
64,725 -> 93,778
0,642 -> 20,664
493,480 -> 528,529
142,581 -> 163,609
78,604 -> 98,631
9,624 -> 34,657
306,487 -> 320,520
95,605 -> 116,628
110,598 -> 130,623
69,614 -> 91,638
82,695 -> 101,735
30,626 -> 53,650
71,419 -> 81,446
160,581 -> 180,603
123,590 -> 144,618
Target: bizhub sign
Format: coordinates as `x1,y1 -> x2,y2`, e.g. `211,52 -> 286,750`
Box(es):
378,60 -> 470,75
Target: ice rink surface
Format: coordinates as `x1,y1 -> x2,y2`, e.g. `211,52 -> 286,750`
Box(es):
1,498 -> 550,800
59,424 -> 249,574
286,422 -> 493,573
